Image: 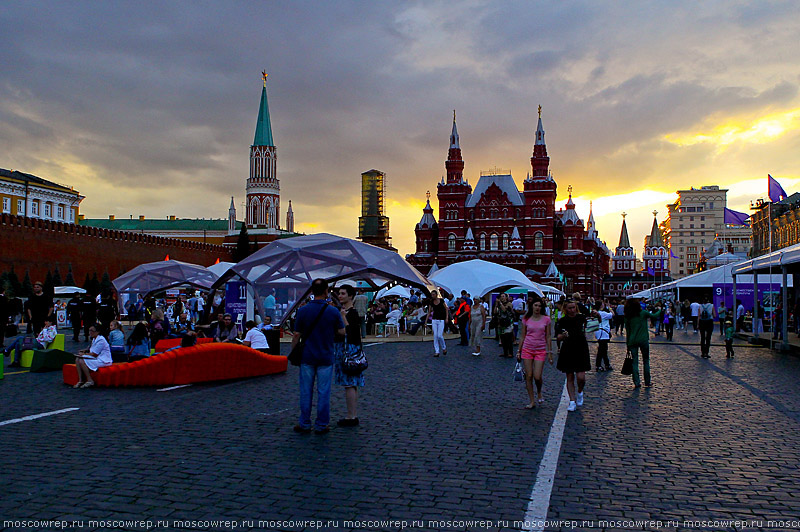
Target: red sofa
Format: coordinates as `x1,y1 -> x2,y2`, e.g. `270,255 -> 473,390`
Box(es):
63,342 -> 287,387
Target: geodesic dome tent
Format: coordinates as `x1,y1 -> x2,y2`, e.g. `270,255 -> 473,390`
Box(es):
214,233 -> 435,322
113,260 -> 219,310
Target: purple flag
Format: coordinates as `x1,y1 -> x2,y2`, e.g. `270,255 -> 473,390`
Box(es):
724,207 -> 750,226
647,266 -> 655,276
670,249 -> 679,259
768,174 -> 787,202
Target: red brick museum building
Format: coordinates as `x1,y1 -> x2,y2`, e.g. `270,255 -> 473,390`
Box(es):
406,110 -> 610,297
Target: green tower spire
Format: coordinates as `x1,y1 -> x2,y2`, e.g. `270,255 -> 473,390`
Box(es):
253,71 -> 274,147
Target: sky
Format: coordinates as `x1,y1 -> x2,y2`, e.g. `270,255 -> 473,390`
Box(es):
3,1 -> 800,258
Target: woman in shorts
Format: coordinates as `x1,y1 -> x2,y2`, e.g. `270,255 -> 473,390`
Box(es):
517,296 -> 552,409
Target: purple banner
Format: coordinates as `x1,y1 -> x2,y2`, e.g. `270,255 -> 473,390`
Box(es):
712,283 -> 783,314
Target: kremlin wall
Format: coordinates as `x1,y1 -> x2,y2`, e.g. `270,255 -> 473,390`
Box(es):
0,213 -> 230,284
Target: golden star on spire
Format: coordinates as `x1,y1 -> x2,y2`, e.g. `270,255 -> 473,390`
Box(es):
538,104 -> 542,118
426,190 -> 431,200
261,70 -> 268,87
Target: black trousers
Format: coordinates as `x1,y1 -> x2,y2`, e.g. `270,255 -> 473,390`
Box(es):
699,319 -> 714,355
458,315 -> 469,345
500,332 -> 514,356
595,339 -> 610,369
665,320 -> 674,341
725,339 -> 734,357
72,320 -> 82,341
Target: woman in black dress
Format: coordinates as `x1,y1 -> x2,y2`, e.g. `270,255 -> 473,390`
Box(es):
555,300 -> 591,412
335,284 -> 364,427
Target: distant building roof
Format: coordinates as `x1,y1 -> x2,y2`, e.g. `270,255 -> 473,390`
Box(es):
466,174 -> 523,207
0,168 -> 80,195
81,218 -> 243,231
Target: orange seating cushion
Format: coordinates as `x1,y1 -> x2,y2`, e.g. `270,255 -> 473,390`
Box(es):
63,343 -> 287,387
153,337 -> 213,352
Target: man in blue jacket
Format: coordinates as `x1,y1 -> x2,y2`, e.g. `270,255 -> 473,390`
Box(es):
292,279 -> 345,434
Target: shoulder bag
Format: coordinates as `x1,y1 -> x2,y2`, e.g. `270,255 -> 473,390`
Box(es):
621,349 -> 633,375
341,341 -> 368,376
288,303 -> 328,367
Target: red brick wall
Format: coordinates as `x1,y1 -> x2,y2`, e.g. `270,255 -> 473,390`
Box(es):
0,213 -> 233,284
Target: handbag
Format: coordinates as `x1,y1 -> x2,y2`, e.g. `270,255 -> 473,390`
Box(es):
341,342 -> 368,376
621,350 -> 633,375
20,336 -> 37,351
288,303 -> 328,366
513,362 -> 525,382
585,318 -> 600,333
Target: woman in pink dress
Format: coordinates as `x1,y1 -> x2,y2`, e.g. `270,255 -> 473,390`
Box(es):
517,296 -> 553,409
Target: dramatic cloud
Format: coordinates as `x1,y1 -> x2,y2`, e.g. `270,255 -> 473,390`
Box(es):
2,1 -> 799,256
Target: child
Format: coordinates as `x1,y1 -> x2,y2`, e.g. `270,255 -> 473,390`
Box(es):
724,319 -> 735,358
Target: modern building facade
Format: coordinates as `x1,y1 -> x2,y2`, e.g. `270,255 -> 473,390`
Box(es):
358,169 -> 395,251
406,110 -> 610,297
0,168 -> 83,223
663,186 -> 737,277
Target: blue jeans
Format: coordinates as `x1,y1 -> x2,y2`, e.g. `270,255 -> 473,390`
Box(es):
299,364 -> 333,430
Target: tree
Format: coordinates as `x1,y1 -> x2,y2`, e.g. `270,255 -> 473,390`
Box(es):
44,269 -> 55,297
233,224 -> 252,262
21,270 -> 34,298
88,272 -> 101,297
52,266 -> 63,287
64,264 -> 76,287
100,271 -> 112,296
7,266 -> 22,298
83,273 -> 92,293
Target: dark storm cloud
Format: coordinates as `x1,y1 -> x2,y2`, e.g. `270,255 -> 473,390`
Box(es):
1,0 -> 799,252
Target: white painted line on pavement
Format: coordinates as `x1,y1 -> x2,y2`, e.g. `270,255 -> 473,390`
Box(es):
157,385 -> 192,392
258,408 -> 290,417
523,380 -> 570,532
0,407 -> 80,427
362,343 -> 381,347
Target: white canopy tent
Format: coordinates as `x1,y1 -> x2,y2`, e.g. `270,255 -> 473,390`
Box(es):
54,286 -> 86,295
534,283 -> 565,299
375,285 -> 412,299
429,259 -> 544,299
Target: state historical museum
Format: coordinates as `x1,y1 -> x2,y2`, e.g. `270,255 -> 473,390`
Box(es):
406,109 -> 610,297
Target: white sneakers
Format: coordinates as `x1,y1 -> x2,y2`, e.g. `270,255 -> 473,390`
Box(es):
567,392 -> 585,412
472,352 -> 481,357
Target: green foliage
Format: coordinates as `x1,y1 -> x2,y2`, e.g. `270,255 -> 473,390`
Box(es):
64,264 -> 76,287
52,266 -> 63,287
21,270 -> 33,298
6,266 -> 22,298
44,269 -> 55,297
233,224 -> 251,262
100,271 -> 112,296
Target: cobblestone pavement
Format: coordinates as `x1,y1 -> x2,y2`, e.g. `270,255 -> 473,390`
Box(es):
2,333 -> 800,532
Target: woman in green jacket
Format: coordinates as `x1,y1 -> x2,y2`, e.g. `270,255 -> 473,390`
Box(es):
624,298 -> 661,388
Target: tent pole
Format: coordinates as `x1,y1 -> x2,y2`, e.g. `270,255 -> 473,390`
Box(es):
782,265 -> 789,350
753,271 -> 759,340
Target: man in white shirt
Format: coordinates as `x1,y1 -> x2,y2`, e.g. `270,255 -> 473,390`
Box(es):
512,296 -> 525,340
5,317 -> 58,367
690,300 -> 702,333
243,320 -> 269,351
736,299 -> 746,332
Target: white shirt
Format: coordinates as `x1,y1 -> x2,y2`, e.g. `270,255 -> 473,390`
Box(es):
737,304 -> 746,319
690,302 -> 701,317
89,335 -> 113,366
386,309 -> 402,325
512,298 -> 525,312
244,328 -> 268,349
595,310 -> 614,341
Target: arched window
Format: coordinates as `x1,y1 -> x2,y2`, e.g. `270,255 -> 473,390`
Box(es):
534,232 -> 543,250
502,232 -> 509,250
481,209 -> 485,218
502,209 -> 508,218
516,209 -> 521,218
250,200 -> 258,225
567,238 -> 573,249
448,234 -> 456,251
479,233 -> 486,251
490,234 -> 499,250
